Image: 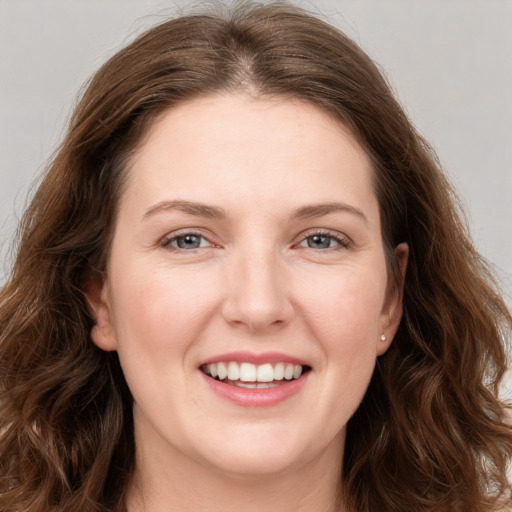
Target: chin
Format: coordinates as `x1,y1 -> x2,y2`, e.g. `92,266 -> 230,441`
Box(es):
202,448 -> 307,480
191,422 -> 342,480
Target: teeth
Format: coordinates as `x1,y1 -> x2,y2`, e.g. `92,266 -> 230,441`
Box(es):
284,363 -> 295,380
274,362 -> 285,380
204,362 -> 304,383
234,381 -> 280,389
239,362 -> 257,382
257,363 -> 274,382
217,362 -> 227,380
227,361 -> 239,380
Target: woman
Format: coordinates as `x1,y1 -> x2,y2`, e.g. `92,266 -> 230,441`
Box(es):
0,2 -> 510,511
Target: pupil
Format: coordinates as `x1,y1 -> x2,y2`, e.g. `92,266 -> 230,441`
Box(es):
177,234 -> 200,249
309,235 -> 330,249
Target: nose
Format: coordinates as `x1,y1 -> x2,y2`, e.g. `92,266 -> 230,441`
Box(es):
221,250 -> 294,334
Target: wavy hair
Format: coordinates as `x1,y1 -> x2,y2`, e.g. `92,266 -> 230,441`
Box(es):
1,2 -> 511,511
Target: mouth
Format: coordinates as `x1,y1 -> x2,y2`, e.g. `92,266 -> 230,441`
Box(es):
200,361 -> 312,389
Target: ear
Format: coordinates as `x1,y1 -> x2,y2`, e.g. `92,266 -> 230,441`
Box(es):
377,242 -> 408,355
84,274 -> 118,352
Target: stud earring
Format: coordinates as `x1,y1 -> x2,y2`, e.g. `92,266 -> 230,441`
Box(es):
380,334 -> 386,342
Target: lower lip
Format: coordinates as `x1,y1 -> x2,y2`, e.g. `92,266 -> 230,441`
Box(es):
200,371 -> 309,407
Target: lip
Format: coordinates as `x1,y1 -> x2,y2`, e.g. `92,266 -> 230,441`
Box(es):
200,369 -> 310,408
200,351 -> 309,366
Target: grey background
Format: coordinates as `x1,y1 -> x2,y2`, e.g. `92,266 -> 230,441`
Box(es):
1,0 -> 511,395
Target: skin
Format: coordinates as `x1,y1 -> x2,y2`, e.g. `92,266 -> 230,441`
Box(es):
88,94 -> 407,512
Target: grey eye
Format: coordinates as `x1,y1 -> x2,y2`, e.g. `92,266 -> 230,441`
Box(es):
174,234 -> 204,249
305,234 -> 336,249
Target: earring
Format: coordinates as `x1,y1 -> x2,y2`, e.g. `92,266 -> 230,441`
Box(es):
380,334 -> 386,342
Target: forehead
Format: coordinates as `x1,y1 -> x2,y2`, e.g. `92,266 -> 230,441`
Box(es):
121,93 -> 377,221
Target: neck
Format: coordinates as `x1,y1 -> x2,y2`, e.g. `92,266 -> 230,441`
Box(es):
126,432 -> 346,512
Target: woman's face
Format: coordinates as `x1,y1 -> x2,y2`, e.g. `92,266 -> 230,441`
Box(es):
89,94 -> 405,479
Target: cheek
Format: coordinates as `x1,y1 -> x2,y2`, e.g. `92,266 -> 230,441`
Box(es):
298,265 -> 386,348
107,261 -> 220,385
298,264 -> 386,401
286,265 -> 387,442
111,259 -> 216,335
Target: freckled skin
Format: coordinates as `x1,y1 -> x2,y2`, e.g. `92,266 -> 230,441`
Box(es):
88,94 -> 407,512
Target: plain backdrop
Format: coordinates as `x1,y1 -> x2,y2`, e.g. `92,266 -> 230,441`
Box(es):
1,0 -> 511,395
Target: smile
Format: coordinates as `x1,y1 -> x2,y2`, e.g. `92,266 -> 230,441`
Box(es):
199,357 -> 312,407
201,361 -> 310,388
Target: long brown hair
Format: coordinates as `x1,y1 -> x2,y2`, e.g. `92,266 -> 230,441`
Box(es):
1,2 -> 510,511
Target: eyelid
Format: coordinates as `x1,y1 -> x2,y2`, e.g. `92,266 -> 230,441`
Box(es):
294,228 -> 352,250
157,227 -> 351,252
159,229 -> 219,251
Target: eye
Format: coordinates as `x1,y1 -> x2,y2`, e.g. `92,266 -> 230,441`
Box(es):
298,231 -> 350,250
163,232 -> 212,251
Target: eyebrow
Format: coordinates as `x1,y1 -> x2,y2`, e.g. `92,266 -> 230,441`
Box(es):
290,202 -> 368,224
142,200 -> 226,220
142,199 -> 367,224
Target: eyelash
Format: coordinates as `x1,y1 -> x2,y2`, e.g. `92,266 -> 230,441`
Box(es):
159,229 -> 351,253
298,230 -> 351,251
160,230 -> 213,252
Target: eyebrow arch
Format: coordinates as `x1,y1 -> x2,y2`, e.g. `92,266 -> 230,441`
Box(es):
290,202 -> 368,224
143,200 -> 226,220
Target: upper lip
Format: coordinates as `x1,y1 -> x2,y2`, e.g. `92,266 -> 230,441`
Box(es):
200,351 -> 310,367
